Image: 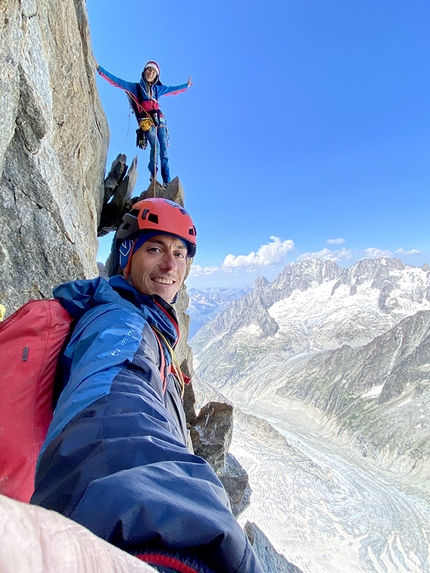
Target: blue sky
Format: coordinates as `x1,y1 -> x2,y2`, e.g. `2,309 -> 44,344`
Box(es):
88,0 -> 430,288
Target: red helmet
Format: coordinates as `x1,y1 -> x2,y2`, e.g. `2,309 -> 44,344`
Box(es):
117,198 -> 197,257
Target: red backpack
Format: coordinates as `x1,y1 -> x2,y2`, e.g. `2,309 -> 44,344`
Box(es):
0,299 -> 73,502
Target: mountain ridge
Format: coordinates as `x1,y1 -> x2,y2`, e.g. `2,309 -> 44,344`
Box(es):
191,256 -> 430,478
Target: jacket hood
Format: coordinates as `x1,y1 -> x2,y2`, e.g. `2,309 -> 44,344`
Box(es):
140,76 -> 162,92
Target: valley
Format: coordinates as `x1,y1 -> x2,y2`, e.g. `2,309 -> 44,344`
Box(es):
233,395 -> 430,573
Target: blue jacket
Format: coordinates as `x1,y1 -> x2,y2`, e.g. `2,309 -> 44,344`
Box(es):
97,65 -> 188,117
31,277 -> 263,573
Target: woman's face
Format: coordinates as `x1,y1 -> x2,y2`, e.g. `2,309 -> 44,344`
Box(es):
144,67 -> 158,83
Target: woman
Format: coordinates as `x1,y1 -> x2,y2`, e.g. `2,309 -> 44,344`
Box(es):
97,61 -> 192,187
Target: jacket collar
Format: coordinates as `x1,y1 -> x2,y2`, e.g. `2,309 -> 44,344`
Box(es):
53,276 -> 180,348
109,275 -> 179,346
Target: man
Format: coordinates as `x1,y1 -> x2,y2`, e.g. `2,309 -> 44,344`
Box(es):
97,61 -> 192,187
31,198 -> 263,573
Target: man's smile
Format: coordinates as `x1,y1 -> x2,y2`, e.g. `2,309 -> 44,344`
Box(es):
152,277 -> 175,285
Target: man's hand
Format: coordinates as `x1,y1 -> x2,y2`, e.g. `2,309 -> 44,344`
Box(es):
187,75 -> 193,87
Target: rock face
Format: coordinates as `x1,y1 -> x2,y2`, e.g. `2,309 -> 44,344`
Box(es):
245,522 -> 305,573
0,0 -> 109,314
190,401 -> 234,473
188,401 -> 250,516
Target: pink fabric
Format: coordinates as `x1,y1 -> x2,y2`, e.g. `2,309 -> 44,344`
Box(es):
0,494 -> 155,573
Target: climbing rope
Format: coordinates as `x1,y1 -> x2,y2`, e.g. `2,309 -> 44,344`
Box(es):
152,125 -> 157,197
151,325 -> 185,399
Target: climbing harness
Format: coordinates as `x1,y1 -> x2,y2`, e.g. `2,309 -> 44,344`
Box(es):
126,83 -> 170,195
127,84 -> 154,150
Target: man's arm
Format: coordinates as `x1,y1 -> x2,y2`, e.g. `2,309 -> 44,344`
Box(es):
32,304 -> 263,573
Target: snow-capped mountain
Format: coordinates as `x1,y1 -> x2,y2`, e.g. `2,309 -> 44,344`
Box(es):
192,258 -> 430,401
187,286 -> 252,337
191,257 -> 430,573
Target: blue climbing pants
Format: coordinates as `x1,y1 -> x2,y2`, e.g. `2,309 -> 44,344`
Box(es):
146,119 -> 170,184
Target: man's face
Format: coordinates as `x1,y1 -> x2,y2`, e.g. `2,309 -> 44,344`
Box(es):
130,234 -> 187,302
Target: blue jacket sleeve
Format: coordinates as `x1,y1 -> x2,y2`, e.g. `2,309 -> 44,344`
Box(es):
31,305 -> 263,573
97,64 -> 139,97
155,82 -> 189,97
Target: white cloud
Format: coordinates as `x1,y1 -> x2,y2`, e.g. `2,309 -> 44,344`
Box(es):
189,237 -> 294,279
222,236 -> 294,268
297,247 -> 353,263
190,264 -> 220,277
327,238 -> 345,245
396,248 -> 420,256
364,247 -> 392,258
363,247 -> 421,259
